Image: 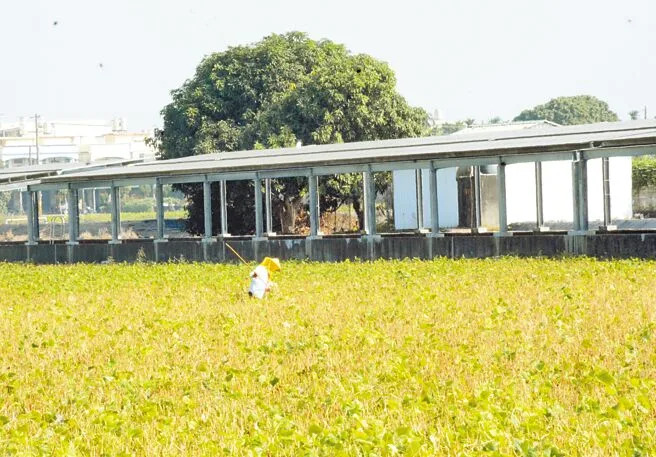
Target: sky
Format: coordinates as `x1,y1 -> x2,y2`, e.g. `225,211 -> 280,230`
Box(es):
1,0 -> 655,131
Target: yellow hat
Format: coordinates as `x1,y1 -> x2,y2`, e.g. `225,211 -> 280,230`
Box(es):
260,257 -> 281,274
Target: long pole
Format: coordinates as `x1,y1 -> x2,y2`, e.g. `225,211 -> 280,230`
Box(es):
602,157 -> 611,226
225,242 -> 248,265
34,114 -> 40,165
535,161 -> 544,228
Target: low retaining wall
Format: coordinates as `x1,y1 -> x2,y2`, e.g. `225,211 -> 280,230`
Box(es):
1,233 -> 656,264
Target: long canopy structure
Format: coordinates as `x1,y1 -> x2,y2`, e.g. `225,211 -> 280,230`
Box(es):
31,120 -> 656,187
0,159 -> 143,192
7,120 -> 656,246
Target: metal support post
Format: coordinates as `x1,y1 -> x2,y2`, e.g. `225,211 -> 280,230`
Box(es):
254,175 -> 263,238
219,180 -> 229,236
495,162 -> 510,236
534,161 -> 548,231
571,158 -> 580,232
428,166 -> 442,237
110,185 -> 121,243
415,169 -> 424,231
308,174 -> 320,237
578,157 -> 588,232
600,157 -> 616,231
363,170 -> 376,236
570,153 -> 589,234
67,188 -> 79,244
79,189 -> 86,214
362,172 -> 369,233
473,165 -> 485,232
155,180 -> 165,241
25,191 -> 37,245
34,191 -> 40,238
203,180 -> 213,240
265,178 -> 274,235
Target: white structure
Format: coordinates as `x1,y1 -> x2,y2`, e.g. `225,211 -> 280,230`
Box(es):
394,121 -> 633,230
0,117 -> 155,168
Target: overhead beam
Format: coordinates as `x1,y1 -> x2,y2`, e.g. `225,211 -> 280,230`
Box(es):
28,182 -> 66,192
582,145 -> 656,160
501,151 -> 575,165
207,171 -> 257,182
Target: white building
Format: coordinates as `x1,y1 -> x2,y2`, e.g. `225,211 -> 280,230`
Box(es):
393,121 -> 633,230
0,117 -> 156,167
0,117 -> 157,215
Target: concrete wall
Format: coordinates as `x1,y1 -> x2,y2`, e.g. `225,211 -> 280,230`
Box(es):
393,168 -> 459,229
2,233 -> 656,264
394,157 -> 633,230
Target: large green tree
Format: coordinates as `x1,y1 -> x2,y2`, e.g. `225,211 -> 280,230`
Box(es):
514,95 -> 619,125
152,32 -> 428,234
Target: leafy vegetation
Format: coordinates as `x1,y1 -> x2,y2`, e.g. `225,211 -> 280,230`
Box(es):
1,258 -> 655,455
632,155 -> 656,190
151,32 -> 428,235
514,95 -> 619,125
1,211 -> 187,226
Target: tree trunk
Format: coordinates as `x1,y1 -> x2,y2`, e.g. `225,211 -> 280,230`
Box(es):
352,199 -> 365,232
278,196 -> 304,233
281,198 -> 295,233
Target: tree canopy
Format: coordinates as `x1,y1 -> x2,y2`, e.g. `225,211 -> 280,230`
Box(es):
513,95 -> 619,126
152,32 -> 428,234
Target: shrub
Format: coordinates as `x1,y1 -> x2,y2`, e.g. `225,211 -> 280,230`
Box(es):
122,198 -> 154,213
632,155 -> 656,190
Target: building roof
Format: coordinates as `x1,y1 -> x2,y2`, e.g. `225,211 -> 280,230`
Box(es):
449,119 -> 560,136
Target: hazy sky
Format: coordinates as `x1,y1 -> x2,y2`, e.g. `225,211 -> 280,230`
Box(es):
1,0 -> 654,130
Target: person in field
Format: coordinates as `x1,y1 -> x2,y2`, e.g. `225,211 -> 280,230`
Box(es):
248,257 -> 281,299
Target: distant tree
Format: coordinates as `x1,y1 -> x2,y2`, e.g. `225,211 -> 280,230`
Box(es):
514,95 -> 619,125
151,32 -> 428,234
489,116 -> 503,124
430,121 -> 467,136
628,110 -> 640,120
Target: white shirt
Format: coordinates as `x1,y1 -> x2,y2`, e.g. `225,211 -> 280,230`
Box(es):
249,265 -> 270,299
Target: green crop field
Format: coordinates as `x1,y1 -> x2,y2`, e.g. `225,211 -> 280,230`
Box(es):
1,258 -> 655,456
1,211 -> 187,226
